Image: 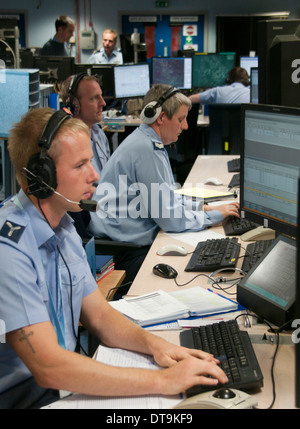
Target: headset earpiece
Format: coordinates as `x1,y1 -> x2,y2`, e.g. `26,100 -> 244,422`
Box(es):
140,87 -> 180,125
26,153 -> 57,199
65,72 -> 86,115
25,110 -> 71,199
140,101 -> 162,124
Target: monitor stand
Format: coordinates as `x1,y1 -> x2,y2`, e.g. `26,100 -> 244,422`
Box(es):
241,225 -> 276,242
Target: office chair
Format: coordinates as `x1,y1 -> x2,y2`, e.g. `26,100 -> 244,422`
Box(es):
69,211 -> 141,256
166,103 -> 201,185
206,104 -> 242,155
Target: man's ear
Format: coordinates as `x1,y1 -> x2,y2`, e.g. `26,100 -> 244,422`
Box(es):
156,111 -> 166,125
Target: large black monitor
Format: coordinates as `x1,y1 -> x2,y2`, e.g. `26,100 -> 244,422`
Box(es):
192,52 -> 236,88
151,57 -> 193,90
240,103 -> 300,239
34,56 -> 75,84
74,64 -> 115,98
113,63 -> 150,99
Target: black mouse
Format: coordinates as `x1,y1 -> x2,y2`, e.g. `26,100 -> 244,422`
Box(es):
212,388 -> 236,400
153,263 -> 178,279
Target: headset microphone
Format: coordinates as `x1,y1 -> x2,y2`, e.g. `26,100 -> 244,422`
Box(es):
23,167 -> 97,212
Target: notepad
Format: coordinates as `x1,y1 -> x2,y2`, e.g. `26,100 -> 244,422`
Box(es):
110,287 -> 238,327
175,187 -> 237,202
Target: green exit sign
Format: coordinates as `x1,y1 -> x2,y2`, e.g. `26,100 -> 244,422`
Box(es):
155,1 -> 169,7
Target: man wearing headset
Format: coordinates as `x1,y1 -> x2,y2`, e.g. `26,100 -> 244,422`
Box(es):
0,107 -> 228,409
88,84 -> 240,291
61,73 -> 110,181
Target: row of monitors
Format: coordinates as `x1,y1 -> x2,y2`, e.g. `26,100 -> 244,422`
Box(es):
32,53 -> 258,100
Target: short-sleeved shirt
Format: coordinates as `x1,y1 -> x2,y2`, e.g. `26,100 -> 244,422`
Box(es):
88,123 -> 223,245
87,48 -> 123,65
91,124 -> 111,181
0,190 -> 97,394
199,82 -> 250,104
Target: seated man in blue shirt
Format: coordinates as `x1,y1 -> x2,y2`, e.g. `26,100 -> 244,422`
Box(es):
61,73 -> 110,181
0,107 -> 228,409
189,67 -> 250,105
88,29 -> 123,65
41,15 -> 75,56
88,84 -> 240,290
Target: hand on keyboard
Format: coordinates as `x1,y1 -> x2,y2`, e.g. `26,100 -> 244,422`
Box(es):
213,201 -> 240,219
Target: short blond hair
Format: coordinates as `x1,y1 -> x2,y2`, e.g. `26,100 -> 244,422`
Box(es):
8,107 -> 90,186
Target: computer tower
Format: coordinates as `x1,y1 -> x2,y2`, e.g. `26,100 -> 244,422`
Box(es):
257,19 -> 300,104
269,36 -> 300,107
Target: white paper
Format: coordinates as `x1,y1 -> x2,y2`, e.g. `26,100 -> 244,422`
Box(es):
43,346 -> 182,409
165,229 -> 224,247
110,290 -> 190,326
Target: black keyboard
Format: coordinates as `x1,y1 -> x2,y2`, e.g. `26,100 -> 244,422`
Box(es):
241,239 -> 275,273
185,237 -> 240,272
227,158 -> 240,172
228,173 -> 240,189
180,320 -> 263,397
223,216 -> 258,236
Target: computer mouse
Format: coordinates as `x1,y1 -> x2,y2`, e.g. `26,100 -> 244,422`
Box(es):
204,177 -> 223,186
212,388 -> 236,400
153,263 -> 178,279
157,244 -> 188,256
174,389 -> 257,409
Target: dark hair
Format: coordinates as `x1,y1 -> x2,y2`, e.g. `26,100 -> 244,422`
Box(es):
228,67 -> 249,86
55,15 -> 74,31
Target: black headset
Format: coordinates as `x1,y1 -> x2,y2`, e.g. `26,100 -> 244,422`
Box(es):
65,72 -> 87,115
26,109 -> 72,199
140,86 -> 181,124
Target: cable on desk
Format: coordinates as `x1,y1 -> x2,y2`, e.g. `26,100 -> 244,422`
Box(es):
173,271 -> 243,296
105,281 -> 132,301
234,312 -> 293,409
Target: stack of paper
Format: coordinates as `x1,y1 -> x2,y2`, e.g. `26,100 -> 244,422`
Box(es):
175,187 -> 237,202
110,287 -> 238,327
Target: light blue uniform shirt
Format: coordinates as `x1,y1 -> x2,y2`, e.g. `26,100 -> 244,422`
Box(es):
199,82 -> 250,104
88,47 -> 123,65
88,124 -> 223,246
0,190 -> 97,394
91,123 -> 111,182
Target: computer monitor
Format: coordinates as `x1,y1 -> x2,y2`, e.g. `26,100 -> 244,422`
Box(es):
151,57 -> 193,90
250,68 -> 259,104
34,56 -> 75,83
239,56 -> 258,77
113,63 -> 150,99
74,64 -> 115,98
240,103 -> 300,239
192,52 -> 236,88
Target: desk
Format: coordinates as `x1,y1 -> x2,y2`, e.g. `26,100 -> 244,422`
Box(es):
127,155 -> 296,409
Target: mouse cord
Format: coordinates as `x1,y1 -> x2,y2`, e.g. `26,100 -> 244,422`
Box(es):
174,273 -> 240,296
234,312 -> 284,409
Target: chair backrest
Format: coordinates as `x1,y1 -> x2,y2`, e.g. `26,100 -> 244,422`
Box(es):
207,103 -> 242,155
166,103 -> 200,162
69,211 -> 91,239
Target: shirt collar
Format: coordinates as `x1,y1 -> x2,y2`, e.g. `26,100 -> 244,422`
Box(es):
16,189 -> 74,249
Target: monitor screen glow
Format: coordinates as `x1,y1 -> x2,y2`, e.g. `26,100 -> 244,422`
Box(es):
151,57 -> 192,89
114,64 -> 150,99
241,104 -> 300,238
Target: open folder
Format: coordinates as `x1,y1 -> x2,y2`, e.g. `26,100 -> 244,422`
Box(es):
110,287 -> 238,327
175,187 -> 237,202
